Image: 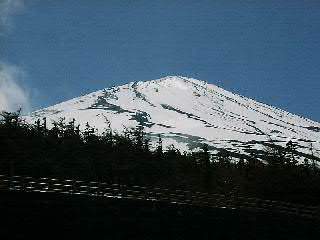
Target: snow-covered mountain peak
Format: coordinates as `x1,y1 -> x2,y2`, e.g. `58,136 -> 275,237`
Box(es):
26,76 -> 320,162
124,76 -> 208,92
154,76 -> 206,88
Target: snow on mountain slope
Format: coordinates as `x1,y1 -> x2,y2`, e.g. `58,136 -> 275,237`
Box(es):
26,76 -> 320,160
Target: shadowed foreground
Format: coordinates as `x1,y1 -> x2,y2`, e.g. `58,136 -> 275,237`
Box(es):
1,191 -> 319,240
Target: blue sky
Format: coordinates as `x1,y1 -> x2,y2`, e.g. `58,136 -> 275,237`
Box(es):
1,0 -> 320,121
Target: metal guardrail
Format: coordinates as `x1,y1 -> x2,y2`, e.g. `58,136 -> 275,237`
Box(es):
0,174 -> 319,219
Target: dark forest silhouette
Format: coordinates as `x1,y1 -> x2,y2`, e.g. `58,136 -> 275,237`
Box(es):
1,110 -> 320,205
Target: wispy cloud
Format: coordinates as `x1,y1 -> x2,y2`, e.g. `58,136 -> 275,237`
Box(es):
0,0 -> 25,33
0,62 -> 30,113
0,1 -> 30,113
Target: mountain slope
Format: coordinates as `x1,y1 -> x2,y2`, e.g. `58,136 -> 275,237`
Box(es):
27,76 -> 320,160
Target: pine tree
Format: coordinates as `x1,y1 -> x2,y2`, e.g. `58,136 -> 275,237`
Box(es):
156,134 -> 163,157
285,141 -> 298,166
201,144 -> 212,192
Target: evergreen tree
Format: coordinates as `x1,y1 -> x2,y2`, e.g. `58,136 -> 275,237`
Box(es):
1,111 -> 320,205
155,134 -> 163,157
285,141 -> 298,166
200,144 -> 212,191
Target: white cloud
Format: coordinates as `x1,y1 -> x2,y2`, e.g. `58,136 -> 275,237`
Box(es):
0,1 -> 30,113
0,62 -> 30,112
0,0 -> 24,33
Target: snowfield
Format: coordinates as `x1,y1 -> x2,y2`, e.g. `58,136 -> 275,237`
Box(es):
26,76 -> 320,160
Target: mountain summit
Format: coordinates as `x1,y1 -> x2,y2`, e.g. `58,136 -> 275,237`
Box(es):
27,76 -> 320,160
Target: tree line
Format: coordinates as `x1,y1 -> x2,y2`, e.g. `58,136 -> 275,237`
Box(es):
1,110 -> 320,205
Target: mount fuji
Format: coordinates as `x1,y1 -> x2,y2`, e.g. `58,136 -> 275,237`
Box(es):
26,76 -> 320,162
